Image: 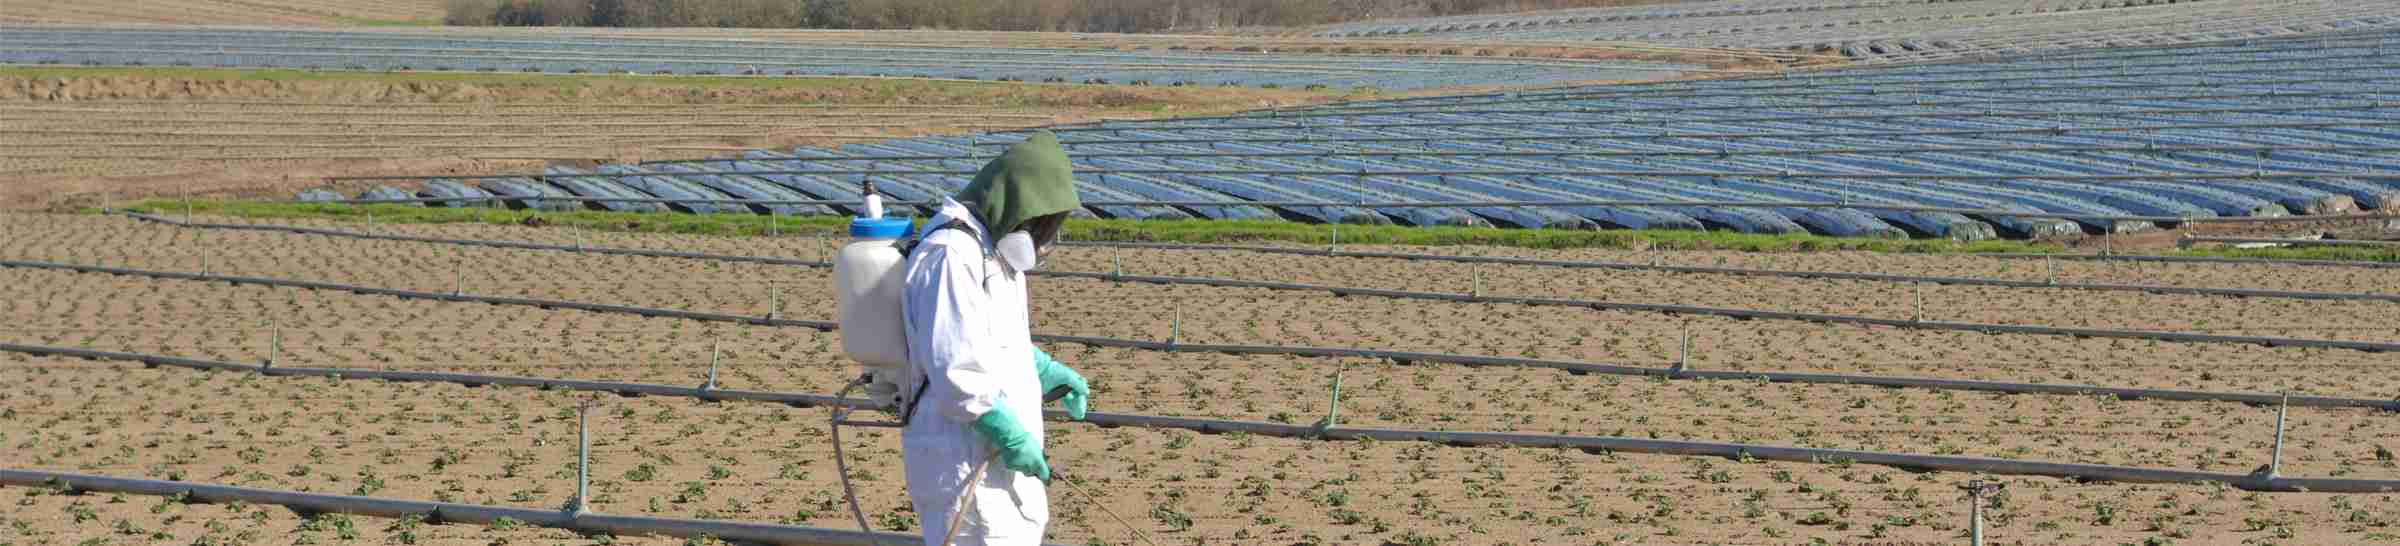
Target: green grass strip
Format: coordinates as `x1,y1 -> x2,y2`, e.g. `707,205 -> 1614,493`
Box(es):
124,199 -> 2038,253
119,199 -> 2399,262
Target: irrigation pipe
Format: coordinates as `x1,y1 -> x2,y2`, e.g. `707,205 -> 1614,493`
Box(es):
981,118 -> 2400,146
1395,40 -> 2400,90
1154,87 -> 2400,126
1911,34 -> 2400,73
645,144 -> 2400,165
0,469 -> 950,546
1068,236 -> 2400,276
6,250 -> 2398,409
1291,72 -> 2387,111
1281,50 -> 2397,102
122,212 -> 2400,304
264,196 -> 2400,226
3,343 -> 2392,493
1059,265 -> 2400,308
324,166 -> 2400,184
1263,76 -> 2400,118
992,101 -> 2400,134
1972,251 -> 2400,270
2179,236 -> 2400,249
1353,32 -> 2400,82
1293,68 -> 2400,110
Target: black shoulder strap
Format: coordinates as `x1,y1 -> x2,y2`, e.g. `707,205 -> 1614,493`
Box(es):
897,220 -> 978,258
901,379 -> 932,426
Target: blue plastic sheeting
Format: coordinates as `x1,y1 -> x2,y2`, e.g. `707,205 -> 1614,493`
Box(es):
358,186 -> 421,206
842,137 -> 1190,221
594,165 -> 741,214
1705,178 -> 1999,240
649,164 -> 834,217
2286,178 -> 2400,210
753,149 -> 958,217
720,158 -> 875,218
1325,151 -> 1594,228
296,189 -> 344,203
301,30 -> 2400,241
418,179 -> 495,208
2106,181 -> 2290,218
542,167 -> 667,213
2180,181 -> 2355,215
1993,180 -> 2214,222
1313,0 -> 2400,64
962,34 -> 2396,239
476,178 -> 581,212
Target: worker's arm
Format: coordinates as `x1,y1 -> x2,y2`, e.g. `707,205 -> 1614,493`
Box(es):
905,244 -> 1051,480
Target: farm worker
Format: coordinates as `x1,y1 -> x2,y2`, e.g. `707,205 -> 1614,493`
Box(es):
899,130 -> 1091,545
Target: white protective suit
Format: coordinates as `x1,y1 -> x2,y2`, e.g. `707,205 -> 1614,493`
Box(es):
899,197 -> 1049,545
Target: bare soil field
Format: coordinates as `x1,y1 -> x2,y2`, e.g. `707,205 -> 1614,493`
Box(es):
3,212 -> 2396,545
2093,216 -> 2400,252
2,301 -> 2394,544
0,0 -> 442,26
0,100 -> 1054,178
0,69 -> 1348,210
7,214 -> 2394,395
18,357 -> 2389,546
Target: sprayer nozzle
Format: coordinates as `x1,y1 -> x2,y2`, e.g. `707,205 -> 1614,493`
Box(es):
860,180 -> 885,219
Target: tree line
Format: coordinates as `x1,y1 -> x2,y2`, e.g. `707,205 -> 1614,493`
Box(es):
444,0 -> 1668,33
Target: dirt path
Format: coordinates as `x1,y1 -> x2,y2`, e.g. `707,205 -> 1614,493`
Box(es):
0,0 -> 441,26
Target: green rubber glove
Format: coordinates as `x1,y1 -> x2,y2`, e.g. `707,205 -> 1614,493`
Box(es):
1032,348 -> 1089,420
972,405 -> 1050,482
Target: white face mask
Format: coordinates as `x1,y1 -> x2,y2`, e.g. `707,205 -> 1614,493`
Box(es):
996,231 -> 1039,273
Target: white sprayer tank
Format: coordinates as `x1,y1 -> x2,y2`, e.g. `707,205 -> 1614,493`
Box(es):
833,201 -> 916,410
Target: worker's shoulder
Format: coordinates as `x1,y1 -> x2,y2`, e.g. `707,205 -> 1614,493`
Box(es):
917,225 -> 986,250
909,228 -> 989,267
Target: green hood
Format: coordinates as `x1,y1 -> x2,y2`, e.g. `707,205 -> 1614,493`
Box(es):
955,130 -> 1080,237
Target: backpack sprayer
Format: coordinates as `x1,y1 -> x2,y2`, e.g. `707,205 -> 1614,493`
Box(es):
827,181 -> 918,531
826,183 -> 1075,535
831,182 -> 917,419
827,184 -> 1149,545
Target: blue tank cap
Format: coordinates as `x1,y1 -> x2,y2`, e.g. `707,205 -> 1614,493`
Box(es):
850,217 -> 914,239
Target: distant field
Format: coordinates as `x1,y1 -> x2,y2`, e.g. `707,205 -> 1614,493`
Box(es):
0,0 -> 443,26
0,66 -> 1351,208
0,20 -> 1772,211
0,24 -> 1757,91
1308,0 -> 2400,63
